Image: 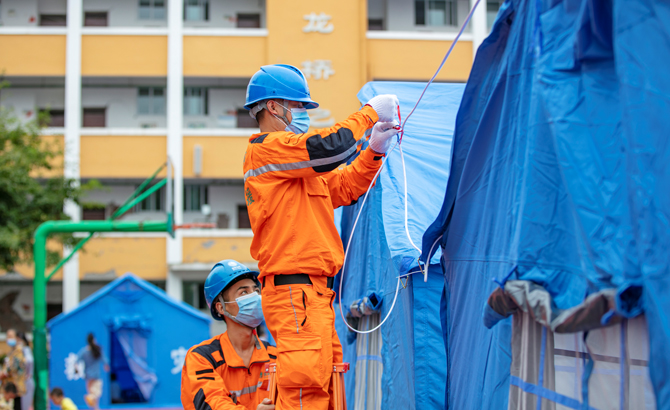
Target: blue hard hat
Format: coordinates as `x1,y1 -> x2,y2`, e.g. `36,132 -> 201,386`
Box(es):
244,64 -> 319,110
204,260 -> 260,321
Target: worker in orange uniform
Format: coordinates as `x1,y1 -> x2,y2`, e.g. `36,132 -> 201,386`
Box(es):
181,259 -> 277,410
242,64 -> 400,409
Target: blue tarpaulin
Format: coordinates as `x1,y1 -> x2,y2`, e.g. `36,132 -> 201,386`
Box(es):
335,82 -> 465,409
422,0 -> 670,408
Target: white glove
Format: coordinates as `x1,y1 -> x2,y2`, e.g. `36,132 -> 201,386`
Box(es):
366,94 -> 399,122
368,121 -> 399,154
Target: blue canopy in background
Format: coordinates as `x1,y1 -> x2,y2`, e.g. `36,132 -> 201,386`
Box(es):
49,274 -> 211,409
422,0 -> 670,408
335,82 -> 464,409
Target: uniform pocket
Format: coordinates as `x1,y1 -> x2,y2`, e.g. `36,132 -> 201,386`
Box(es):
277,333 -> 323,389
304,177 -> 329,197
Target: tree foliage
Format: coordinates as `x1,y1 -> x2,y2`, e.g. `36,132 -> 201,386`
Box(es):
0,86 -> 84,271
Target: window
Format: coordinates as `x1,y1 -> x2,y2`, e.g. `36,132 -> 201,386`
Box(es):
415,0 -> 456,26
184,87 -> 208,116
138,87 -> 166,115
84,12 -> 108,27
39,14 -> 67,26
236,108 -> 257,128
47,303 -> 63,321
82,108 -> 106,127
139,0 -> 165,20
135,184 -> 165,211
184,0 -> 209,21
183,184 -> 208,211
368,18 -> 384,31
487,0 -> 503,28
237,205 -> 251,229
183,281 -> 207,309
82,205 -> 105,220
236,13 -> 261,28
43,109 -> 65,127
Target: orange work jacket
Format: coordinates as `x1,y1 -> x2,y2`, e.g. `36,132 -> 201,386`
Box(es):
181,332 -> 277,410
243,105 -> 382,278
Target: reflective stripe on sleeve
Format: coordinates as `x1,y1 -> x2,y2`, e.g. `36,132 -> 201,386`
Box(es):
244,139 -> 364,182
227,381 -> 264,398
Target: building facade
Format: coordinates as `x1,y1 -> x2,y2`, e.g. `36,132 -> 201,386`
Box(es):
0,0 -> 500,327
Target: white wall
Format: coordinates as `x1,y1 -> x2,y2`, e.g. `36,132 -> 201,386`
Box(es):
38,0 -> 67,15
185,184 -> 245,227
184,88 -> 246,129
83,184 -> 167,222
83,184 -> 246,228
0,281 -> 108,326
1,87 -> 245,131
368,0 -> 386,21
0,0 -> 38,27
0,88 -> 65,123
82,184 -> 136,206
82,87 -> 168,128
184,0 -> 266,28
83,0 -> 167,27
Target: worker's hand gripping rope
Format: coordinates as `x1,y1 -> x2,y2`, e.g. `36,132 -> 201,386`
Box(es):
337,0 -> 482,334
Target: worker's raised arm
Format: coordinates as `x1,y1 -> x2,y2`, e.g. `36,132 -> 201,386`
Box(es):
244,105 -> 378,181
323,148 -> 383,208
323,121 -> 400,208
181,349 -> 244,410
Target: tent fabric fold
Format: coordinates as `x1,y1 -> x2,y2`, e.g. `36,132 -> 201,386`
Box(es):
421,0 -> 670,407
335,81 -> 465,409
484,280 -> 620,334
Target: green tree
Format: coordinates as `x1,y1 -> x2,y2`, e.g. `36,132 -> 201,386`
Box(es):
0,85 -> 85,271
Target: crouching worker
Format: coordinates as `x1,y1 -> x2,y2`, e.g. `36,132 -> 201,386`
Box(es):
181,260 -> 277,410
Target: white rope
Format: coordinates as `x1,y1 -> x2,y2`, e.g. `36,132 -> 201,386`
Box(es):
337,0 -> 482,333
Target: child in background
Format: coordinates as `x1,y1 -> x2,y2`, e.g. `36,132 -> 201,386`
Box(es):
50,388 -> 78,410
0,382 -> 17,410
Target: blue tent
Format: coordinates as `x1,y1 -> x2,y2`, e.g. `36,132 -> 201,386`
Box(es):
48,274 -> 211,409
335,82 -> 465,409
421,0 -> 669,408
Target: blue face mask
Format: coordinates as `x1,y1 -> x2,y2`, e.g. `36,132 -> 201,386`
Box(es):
276,102 -> 310,134
285,108 -> 311,134
6,339 -> 16,347
223,292 -> 264,328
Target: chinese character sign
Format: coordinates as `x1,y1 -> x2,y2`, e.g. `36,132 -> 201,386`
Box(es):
303,13 -> 334,33
171,347 -> 188,375
301,60 -> 335,80
64,352 -> 85,381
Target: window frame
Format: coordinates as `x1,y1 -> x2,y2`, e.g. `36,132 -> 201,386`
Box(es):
43,109 -> 65,127
237,204 -> 251,229
137,86 -> 166,115
138,0 -> 166,21
183,87 -> 208,116
183,184 -> 208,212
39,14 -> 67,27
82,107 -> 106,128
415,0 -> 457,27
184,0 -> 209,22
134,183 -> 166,212
236,13 -> 261,28
83,11 -> 108,27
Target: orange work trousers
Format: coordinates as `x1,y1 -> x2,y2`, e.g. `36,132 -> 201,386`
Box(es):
262,275 -> 343,410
